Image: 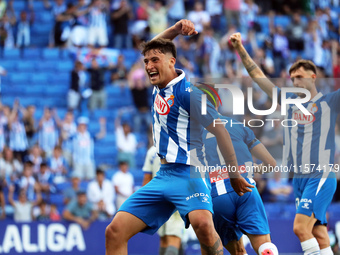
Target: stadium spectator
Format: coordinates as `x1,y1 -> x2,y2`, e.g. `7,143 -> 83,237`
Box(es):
63,190 -> 97,230
22,105 -> 36,147
72,117 -> 95,180
16,10 -> 34,48
0,179 -> 5,219
147,0 -> 168,38
187,2 -> 210,34
38,108 -> 59,157
36,162 -> 55,197
68,61 -> 89,111
303,21 -> 318,61
8,185 -> 42,222
167,0 -> 185,26
253,48 -> 275,77
240,0 -> 259,32
267,172 -> 293,203
286,13 -> 305,52
110,54 -> 128,85
18,160 -> 40,201
49,203 -> 61,221
0,0 -> 6,20
86,168 -> 115,220
0,146 -> 23,181
112,160 -> 134,209
35,200 -> 50,221
270,25 -> 289,77
63,172 -> 81,205
8,101 -> 29,162
54,3 -> 77,48
115,112 -> 137,168
110,0 -> 133,49
223,0 -> 241,30
205,0 -> 222,32
71,0 -> 91,48
88,58 -> 109,111
48,145 -> 68,184
0,103 -> 7,153
0,3 -> 15,49
87,0 -> 109,48
43,0 -> 67,48
26,144 -> 43,175
128,61 -> 152,134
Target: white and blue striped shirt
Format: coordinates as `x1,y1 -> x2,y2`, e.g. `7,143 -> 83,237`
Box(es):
9,121 -> 28,151
152,69 -> 218,165
38,119 -> 58,154
72,131 -> 94,164
88,7 -> 107,28
279,88 -> 340,176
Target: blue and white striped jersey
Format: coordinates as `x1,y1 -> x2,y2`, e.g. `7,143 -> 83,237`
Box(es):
203,116 -> 259,197
278,88 -> 340,176
9,121 -> 28,151
88,7 -> 107,28
152,69 -> 218,165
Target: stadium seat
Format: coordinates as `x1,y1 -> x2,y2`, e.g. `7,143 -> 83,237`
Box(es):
22,48 -> 41,59
16,61 -> 37,72
9,72 -> 31,84
56,61 -> 74,72
43,85 -> 68,97
105,169 -> 117,180
42,48 -> 60,60
31,73 -> 50,85
3,49 -> 21,59
12,0 -> 26,10
274,15 -> 291,28
36,61 -> 57,72
1,60 -> 17,71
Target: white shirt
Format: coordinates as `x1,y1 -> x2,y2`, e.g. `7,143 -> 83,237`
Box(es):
142,146 -> 161,178
112,171 -> 134,197
0,158 -> 23,178
187,10 -> 210,33
116,126 -> 137,153
14,201 -> 33,222
87,179 -> 116,215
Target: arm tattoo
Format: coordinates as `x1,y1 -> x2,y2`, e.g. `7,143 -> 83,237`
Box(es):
201,238 -> 224,255
238,49 -> 259,75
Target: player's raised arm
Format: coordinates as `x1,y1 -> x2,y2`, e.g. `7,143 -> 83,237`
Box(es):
230,33 -> 276,98
206,121 -> 254,196
152,19 -> 198,41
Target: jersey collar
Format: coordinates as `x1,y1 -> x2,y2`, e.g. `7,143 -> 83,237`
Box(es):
155,69 -> 185,92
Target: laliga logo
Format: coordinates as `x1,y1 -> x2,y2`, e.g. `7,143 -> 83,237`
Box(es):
201,85 -> 312,116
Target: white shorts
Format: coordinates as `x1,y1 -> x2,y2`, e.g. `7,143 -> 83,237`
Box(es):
87,27 -> 108,46
157,211 -> 185,239
73,161 -> 95,180
71,25 -> 88,46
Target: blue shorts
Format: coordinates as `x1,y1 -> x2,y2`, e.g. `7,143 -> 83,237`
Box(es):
212,187 -> 270,246
118,163 -> 213,235
293,173 -> 337,225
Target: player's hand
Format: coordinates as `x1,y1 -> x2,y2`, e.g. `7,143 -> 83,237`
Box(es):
230,177 -> 254,196
173,19 -> 198,36
229,33 -> 243,49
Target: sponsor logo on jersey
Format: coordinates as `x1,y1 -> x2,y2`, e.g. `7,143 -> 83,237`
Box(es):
301,202 -> 310,209
209,165 -> 248,183
186,193 -> 210,203
154,94 -> 170,115
292,109 -> 315,125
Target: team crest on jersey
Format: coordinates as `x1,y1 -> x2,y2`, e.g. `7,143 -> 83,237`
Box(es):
166,95 -> 175,107
310,103 -> 318,113
154,94 -> 170,115
292,109 -> 315,125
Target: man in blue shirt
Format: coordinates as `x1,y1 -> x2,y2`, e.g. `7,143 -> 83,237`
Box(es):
230,32 -> 338,255
105,20 -> 253,255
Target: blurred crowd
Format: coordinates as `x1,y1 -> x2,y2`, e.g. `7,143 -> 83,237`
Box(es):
0,0 -> 339,225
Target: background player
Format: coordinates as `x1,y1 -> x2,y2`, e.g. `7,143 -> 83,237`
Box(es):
142,140 -> 184,255
105,20 -> 253,255
199,84 -> 279,255
230,32 -> 338,255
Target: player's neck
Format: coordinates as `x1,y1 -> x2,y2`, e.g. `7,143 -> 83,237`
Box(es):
157,70 -> 179,89
309,88 -> 318,101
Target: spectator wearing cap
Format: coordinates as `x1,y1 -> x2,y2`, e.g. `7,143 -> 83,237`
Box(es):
112,161 -> 134,209
63,172 -> 81,205
63,190 -> 97,230
87,168 -> 115,220
72,117 -> 95,180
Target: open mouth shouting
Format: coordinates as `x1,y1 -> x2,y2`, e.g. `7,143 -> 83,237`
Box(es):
149,71 -> 159,81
